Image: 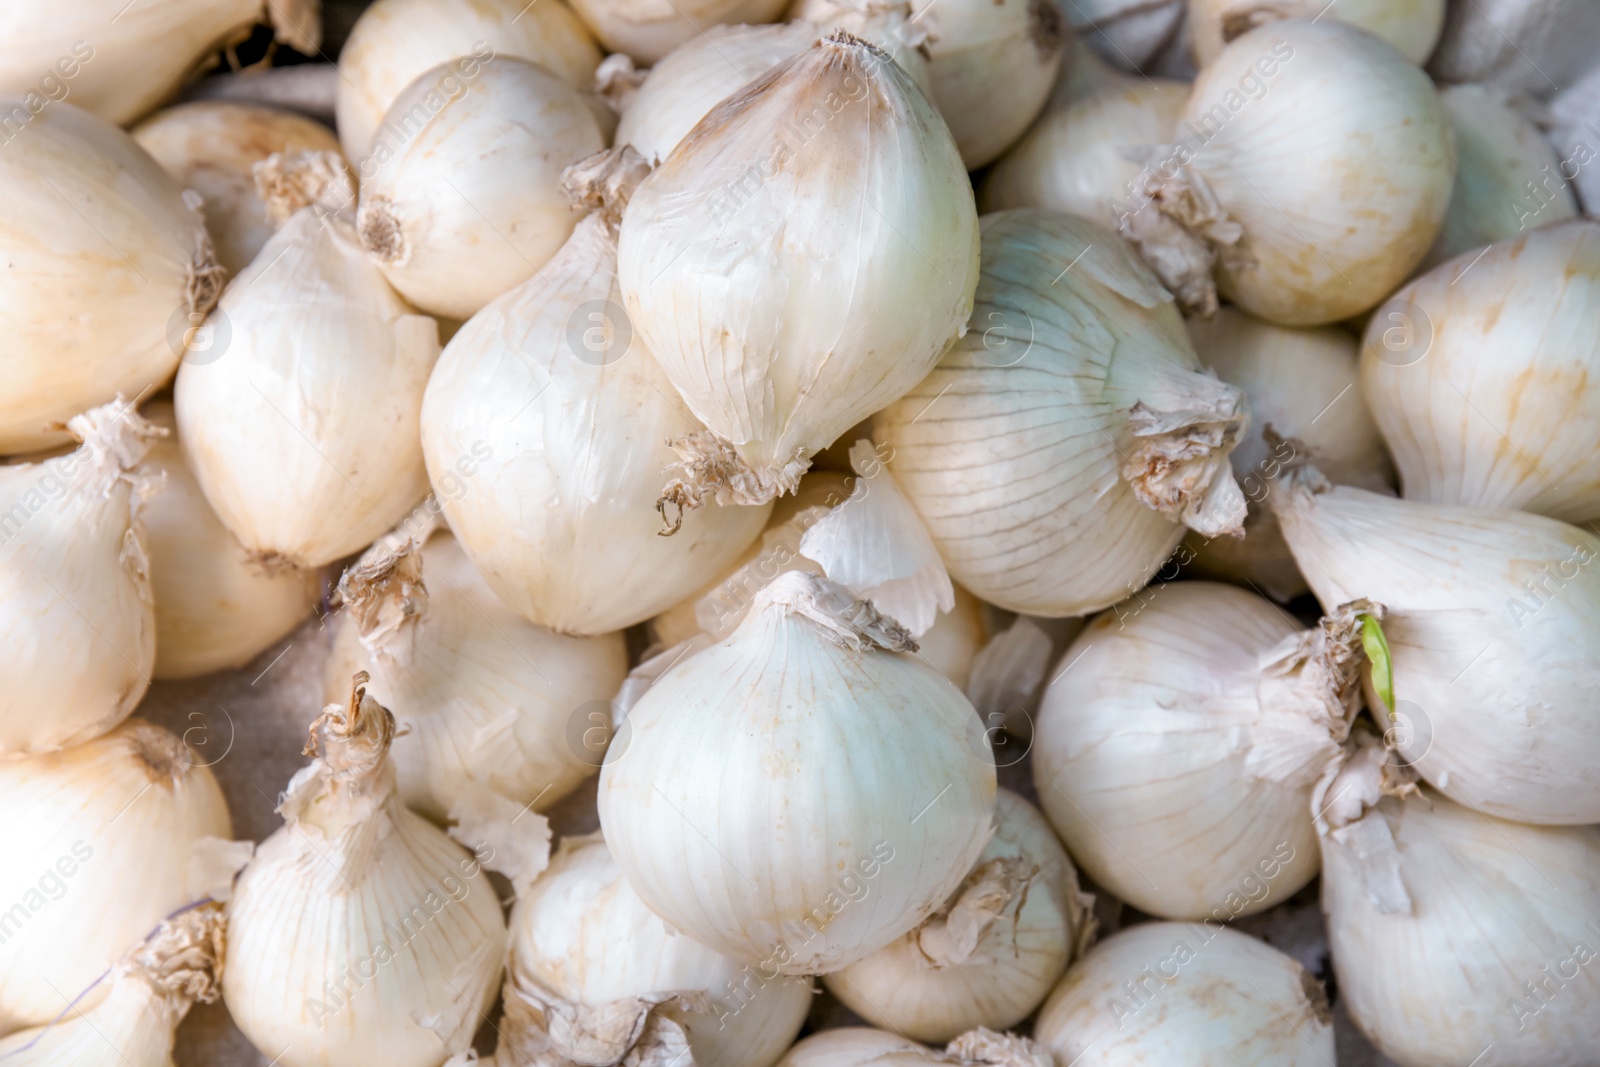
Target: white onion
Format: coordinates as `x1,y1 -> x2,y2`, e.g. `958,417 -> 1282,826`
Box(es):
1188,0 -> 1446,68
569,0 -> 788,63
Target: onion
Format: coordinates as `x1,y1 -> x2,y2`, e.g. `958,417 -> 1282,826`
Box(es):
569,0 -> 788,63
1188,0 -> 1446,68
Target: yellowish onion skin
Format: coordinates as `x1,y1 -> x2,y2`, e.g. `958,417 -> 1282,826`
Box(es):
570,0 -> 789,63
133,101 -> 345,276
1188,0 -> 1446,68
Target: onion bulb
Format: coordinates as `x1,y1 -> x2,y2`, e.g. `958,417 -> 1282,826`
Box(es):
1361,218 -> 1600,523
357,57 -> 608,321
980,41 -> 1188,229
779,1027 -> 1054,1067
1188,0 -> 1445,68
618,31 -> 979,515
874,209 -> 1248,618
421,146 -> 771,635
0,904 -> 226,1067
0,102 -> 221,455
487,832 -> 812,1067
823,789 -> 1094,1042
1320,757 -> 1600,1066
600,570 -> 995,975
0,719 -> 244,1031
132,101 -> 345,277
224,675 -> 510,1067
569,0 -> 788,63
335,0 -> 601,163
325,524 -> 629,824
1181,307 -> 1392,601
0,0 -> 317,127
1422,84 -> 1579,270
0,400 -> 161,754
1122,19 -> 1455,323
1034,922 -> 1334,1065
1269,463 -> 1600,825
176,151 -> 440,569
1035,581 -> 1374,919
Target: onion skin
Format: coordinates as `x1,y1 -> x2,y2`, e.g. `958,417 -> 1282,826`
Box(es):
569,0 -> 790,63
1188,0 -> 1446,68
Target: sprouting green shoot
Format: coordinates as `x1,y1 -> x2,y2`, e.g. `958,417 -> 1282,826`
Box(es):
1360,614 -> 1395,720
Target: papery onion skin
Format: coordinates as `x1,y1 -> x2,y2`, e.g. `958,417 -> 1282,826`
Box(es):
0,102 -> 220,455
508,834 -> 812,1067
569,0 -> 788,63
874,209 -> 1248,617
618,33 -> 980,500
1271,476 -> 1600,825
823,789 -> 1091,1042
142,399 -> 319,680
1156,20 -> 1456,325
1035,583 -> 1331,919
358,58 -> 607,321
335,0 -> 601,164
324,530 -> 629,822
599,573 -> 995,976
0,720 -> 232,1031
1182,307 -> 1392,601
422,169 -> 772,636
1362,218 -> 1600,523
1324,790 -> 1600,1067
1034,923 -> 1334,1066
133,101 -> 345,277
0,0 -> 268,126
1188,0 -> 1445,68
980,42 -> 1187,229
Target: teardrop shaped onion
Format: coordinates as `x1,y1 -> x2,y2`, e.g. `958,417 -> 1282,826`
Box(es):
357,58 -> 608,320
422,148 -> 771,635
1268,468 -> 1600,824
0,904 -> 226,1067
1123,20 -> 1455,323
1361,218 -> 1600,523
980,41 -> 1187,229
0,400 -> 159,754
569,0 -> 788,63
325,526 -> 629,823
1035,582 -> 1372,919
1323,787 -> 1600,1065
176,152 -> 441,568
1421,84 -> 1579,271
0,720 -> 238,1031
132,101 -> 345,277
824,789 -> 1094,1042
1034,923 -> 1334,1065
1188,0 -> 1445,68
0,102 -> 221,455
1181,307 -> 1392,602
599,571 -> 995,975
335,0 -> 601,163
874,209 -> 1248,617
224,679 -> 508,1067
619,32 -> 979,511
779,1027 -> 1055,1067
0,0 -> 313,126
502,833 -> 812,1067
140,399 -> 319,680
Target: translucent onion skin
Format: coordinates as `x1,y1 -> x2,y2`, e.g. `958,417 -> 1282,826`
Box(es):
1182,307 -> 1392,601
980,43 -> 1187,229
823,790 -> 1089,1042
1034,924 -> 1334,1066
0,0 -> 262,126
0,721 -> 232,1031
133,101 -> 345,277
875,209 -> 1247,617
1361,219 -> 1600,523
1324,791 -> 1600,1067
0,101 -> 218,455
142,399 -> 319,680
1188,0 -> 1445,68
509,834 -> 813,1067
334,0 -> 601,164
568,0 -> 788,63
